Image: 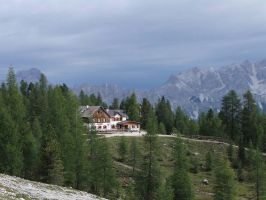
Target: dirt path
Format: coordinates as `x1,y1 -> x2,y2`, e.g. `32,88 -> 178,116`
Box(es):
113,161 -> 140,172
100,132 -> 266,156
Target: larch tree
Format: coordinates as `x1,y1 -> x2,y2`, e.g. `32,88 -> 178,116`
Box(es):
171,134 -> 194,200
156,96 -> 174,134
242,91 -> 259,146
118,136 -> 128,162
126,93 -> 140,121
0,92 -> 22,176
219,90 -> 242,142
213,159 -> 237,200
140,98 -> 153,130
135,110 -> 161,200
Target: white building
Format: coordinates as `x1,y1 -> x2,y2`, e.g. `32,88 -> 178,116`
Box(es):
79,106 -> 141,132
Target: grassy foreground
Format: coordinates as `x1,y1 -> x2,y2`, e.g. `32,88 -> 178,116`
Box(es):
106,136 -> 255,200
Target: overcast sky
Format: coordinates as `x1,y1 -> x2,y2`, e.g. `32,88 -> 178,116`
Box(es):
0,0 -> 266,89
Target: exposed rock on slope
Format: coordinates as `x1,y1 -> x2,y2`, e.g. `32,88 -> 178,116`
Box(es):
0,173 -> 104,200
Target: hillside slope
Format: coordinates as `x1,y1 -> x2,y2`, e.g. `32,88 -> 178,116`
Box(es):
106,136 -> 254,200
0,174 -> 104,200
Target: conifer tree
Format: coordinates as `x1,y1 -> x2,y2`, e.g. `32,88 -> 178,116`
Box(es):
3,67 -> 25,176
110,98 -> 120,109
89,138 -> 117,197
171,135 -> 194,200
158,122 -> 166,134
156,96 -> 174,134
65,91 -> 91,190
199,109 -> 223,137
47,86 -> 76,186
21,123 -> 38,179
126,93 -> 140,121
140,98 -> 153,129
242,90 -> 259,146
129,138 -> 139,177
205,151 -> 213,171
39,125 -> 64,185
219,90 -> 242,141
238,133 -> 246,164
174,106 -> 190,135
135,110 -> 161,200
213,159 -> 237,200
249,148 -> 266,200
0,92 -> 23,176
227,143 -> 234,163
158,179 -> 174,200
118,136 -> 128,162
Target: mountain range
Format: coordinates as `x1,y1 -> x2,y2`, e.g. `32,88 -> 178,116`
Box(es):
11,59 -> 266,118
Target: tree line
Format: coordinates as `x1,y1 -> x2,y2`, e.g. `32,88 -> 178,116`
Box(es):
1,68 -> 266,199
0,68 -> 118,198
85,90 -> 266,152
79,89 -> 266,199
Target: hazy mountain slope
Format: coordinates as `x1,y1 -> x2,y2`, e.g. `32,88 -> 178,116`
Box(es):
16,68 -> 42,84
72,83 -> 131,103
0,173 -> 104,200
146,59 -> 266,118
9,59 -> 266,118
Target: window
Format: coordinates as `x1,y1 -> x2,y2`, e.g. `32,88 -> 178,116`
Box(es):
98,119 -> 100,123
103,125 -> 107,129
98,126 -> 102,129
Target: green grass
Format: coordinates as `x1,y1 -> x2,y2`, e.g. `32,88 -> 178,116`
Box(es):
106,136 -> 255,200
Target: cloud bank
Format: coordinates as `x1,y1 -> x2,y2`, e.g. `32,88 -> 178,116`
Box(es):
0,0 -> 266,88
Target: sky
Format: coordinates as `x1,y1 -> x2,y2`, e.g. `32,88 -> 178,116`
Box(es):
0,0 -> 266,89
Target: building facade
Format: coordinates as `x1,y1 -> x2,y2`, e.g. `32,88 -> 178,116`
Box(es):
80,106 -> 140,132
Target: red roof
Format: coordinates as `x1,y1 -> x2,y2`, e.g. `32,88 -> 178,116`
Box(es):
117,121 -> 141,125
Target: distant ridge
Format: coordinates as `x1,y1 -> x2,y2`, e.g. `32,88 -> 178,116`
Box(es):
73,59 -> 266,118
16,68 -> 42,83
146,59 -> 266,118
5,59 -> 266,118
1,68 -> 42,84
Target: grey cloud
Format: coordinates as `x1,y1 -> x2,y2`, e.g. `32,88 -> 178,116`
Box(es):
0,0 -> 266,88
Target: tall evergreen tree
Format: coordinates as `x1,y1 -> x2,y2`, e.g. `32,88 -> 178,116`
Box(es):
39,125 -> 64,185
140,98 -> 153,130
156,96 -> 174,134
110,98 -> 120,109
158,179 -> 174,200
174,106 -> 191,135
135,110 -> 161,200
171,134 -> 194,200
88,137 -> 117,197
118,136 -> 128,162
205,151 -> 214,171
213,159 -> 237,200
242,91 -> 259,146
126,93 -> 140,121
219,90 -> 242,141
3,67 -> 25,176
199,109 -> 223,137
129,138 -> 139,177
0,92 -> 23,176
47,86 -> 76,186
21,123 -> 38,179
251,149 -> 266,200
